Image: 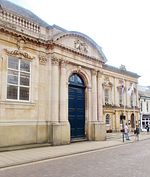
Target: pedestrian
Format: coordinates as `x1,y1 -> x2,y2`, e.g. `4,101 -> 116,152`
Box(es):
145,123 -> 149,133
134,125 -> 140,141
124,123 -> 130,140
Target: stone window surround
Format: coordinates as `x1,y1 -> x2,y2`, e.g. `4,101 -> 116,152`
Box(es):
7,56 -> 31,102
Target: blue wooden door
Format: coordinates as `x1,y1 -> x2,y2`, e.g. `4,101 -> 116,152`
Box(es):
68,74 -> 85,139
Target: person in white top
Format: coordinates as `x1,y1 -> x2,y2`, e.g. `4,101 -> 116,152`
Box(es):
124,123 -> 130,140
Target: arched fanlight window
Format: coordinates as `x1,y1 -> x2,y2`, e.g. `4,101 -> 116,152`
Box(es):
69,73 -> 84,87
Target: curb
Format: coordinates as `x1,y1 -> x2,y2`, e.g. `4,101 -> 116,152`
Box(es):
0,135 -> 150,169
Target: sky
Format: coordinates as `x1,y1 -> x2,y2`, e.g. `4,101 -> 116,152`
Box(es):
9,0 -> 150,86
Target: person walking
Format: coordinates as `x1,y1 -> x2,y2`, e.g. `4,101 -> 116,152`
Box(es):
124,123 -> 130,140
134,125 -> 140,141
145,123 -> 149,133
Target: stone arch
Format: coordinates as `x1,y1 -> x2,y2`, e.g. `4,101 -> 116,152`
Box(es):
67,67 -> 92,139
67,67 -> 91,89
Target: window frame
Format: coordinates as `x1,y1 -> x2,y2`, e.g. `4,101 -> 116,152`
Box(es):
104,88 -> 110,104
106,114 -> 110,125
7,56 -> 31,102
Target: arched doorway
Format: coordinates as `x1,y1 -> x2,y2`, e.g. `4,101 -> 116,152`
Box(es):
68,73 -> 85,139
131,113 -> 135,128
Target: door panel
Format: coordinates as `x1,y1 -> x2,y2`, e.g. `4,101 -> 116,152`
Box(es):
69,86 -> 85,139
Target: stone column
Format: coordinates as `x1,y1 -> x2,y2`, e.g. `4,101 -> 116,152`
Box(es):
51,58 -> 59,123
127,83 -> 131,107
112,113 -> 116,131
87,69 -> 106,141
59,60 -> 70,144
116,111 -> 120,132
112,77 -> 115,105
60,60 -> 67,122
50,57 -> 61,145
92,69 -> 97,121
97,71 -> 106,140
114,78 -> 119,107
136,86 -> 139,108
97,71 -> 103,122
50,57 -> 70,145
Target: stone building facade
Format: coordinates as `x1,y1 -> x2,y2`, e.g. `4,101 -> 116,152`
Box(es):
138,86 -> 150,130
102,65 -> 140,132
0,0 -> 140,148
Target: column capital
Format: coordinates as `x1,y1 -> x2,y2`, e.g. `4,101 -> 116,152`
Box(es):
51,57 -> 59,65
92,69 -> 97,76
97,70 -> 103,78
60,59 -> 69,68
39,54 -> 47,65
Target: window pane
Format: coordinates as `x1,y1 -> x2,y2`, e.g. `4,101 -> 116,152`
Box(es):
106,114 -> 110,124
8,57 -> 19,69
76,75 -> 83,84
7,85 -> 18,99
105,89 -> 109,103
69,75 -> 75,82
20,72 -> 30,86
8,70 -> 18,84
19,87 -> 29,100
20,60 -> 30,72
69,74 -> 84,86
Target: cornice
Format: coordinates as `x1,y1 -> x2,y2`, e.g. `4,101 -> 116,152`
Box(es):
53,42 -> 103,63
0,23 -> 104,64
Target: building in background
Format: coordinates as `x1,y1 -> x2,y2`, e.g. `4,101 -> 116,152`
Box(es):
138,86 -> 150,130
102,65 -> 140,132
0,0 -> 140,148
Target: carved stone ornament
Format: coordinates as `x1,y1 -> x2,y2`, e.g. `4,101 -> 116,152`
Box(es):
60,59 -> 69,68
51,55 -> 60,65
117,79 -> 126,90
4,49 -> 35,60
102,76 -> 113,87
51,54 -> 67,65
92,69 -> 97,76
74,39 -> 88,53
17,37 -> 26,50
77,66 -> 82,73
39,54 -> 47,65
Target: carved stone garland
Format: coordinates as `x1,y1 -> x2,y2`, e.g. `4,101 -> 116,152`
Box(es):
4,49 -> 35,60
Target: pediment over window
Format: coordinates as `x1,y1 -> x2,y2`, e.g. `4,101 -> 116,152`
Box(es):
53,31 -> 107,63
102,76 -> 113,87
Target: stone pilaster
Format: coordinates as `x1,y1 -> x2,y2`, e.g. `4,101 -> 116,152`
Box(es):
114,78 -> 119,106
92,69 -> 97,121
97,71 -> 106,140
97,71 -> 103,122
87,69 -> 106,141
51,57 -> 59,122
60,60 -> 68,122
136,85 -> 139,107
50,57 -> 70,145
116,111 -> 120,131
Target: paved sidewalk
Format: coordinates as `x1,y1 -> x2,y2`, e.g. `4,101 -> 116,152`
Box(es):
0,132 -> 150,169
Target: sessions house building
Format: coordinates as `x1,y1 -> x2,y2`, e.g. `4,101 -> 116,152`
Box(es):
0,0 -> 140,148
